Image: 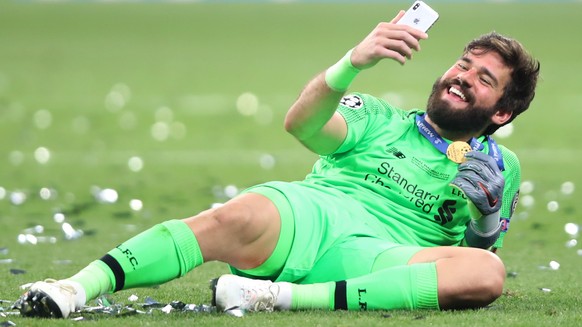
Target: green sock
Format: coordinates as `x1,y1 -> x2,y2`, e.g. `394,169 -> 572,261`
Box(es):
291,282 -> 335,310
292,262 -> 439,311
67,260 -> 114,302
69,219 -> 203,298
339,262 -> 439,310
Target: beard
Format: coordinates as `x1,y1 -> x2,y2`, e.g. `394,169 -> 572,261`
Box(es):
426,77 -> 498,135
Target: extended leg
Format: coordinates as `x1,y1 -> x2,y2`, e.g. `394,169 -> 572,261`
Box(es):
17,192 -> 283,318
213,246 -> 505,312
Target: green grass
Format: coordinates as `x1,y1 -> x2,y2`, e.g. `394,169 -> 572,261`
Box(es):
1,2 -> 582,326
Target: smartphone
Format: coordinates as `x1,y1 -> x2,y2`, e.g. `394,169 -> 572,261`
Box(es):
396,1 -> 439,33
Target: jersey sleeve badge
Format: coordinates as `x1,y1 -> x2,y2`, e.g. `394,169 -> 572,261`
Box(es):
340,95 -> 364,109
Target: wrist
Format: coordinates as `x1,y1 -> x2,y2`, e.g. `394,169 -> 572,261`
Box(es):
464,220 -> 502,249
467,200 -> 500,234
325,49 -> 361,92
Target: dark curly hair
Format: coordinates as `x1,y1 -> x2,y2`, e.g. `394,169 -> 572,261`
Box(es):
464,32 -> 541,135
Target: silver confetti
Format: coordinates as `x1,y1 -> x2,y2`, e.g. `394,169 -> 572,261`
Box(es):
259,153 -> 276,170
128,156 -> 144,172
92,187 -> 119,204
560,181 -> 575,195
39,187 -> 57,200
520,180 -> 534,194
22,225 -> 44,234
9,191 -> 26,206
549,261 -> 560,270
236,92 -> 259,116
564,223 -> 579,237
161,304 -> 173,314
224,185 -> 239,199
62,222 -> 83,240
565,239 -> 578,248
34,146 -> 51,164
33,109 -> 52,129
547,201 -> 559,212
129,199 -> 143,212
53,213 -> 65,224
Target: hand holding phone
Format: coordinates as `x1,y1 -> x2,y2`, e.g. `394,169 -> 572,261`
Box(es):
396,1 -> 439,33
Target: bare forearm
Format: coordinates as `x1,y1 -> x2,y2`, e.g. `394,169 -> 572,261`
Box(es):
284,13 -> 426,154
284,72 -> 344,141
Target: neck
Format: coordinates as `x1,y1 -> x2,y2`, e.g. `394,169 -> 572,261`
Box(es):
423,114 -> 483,141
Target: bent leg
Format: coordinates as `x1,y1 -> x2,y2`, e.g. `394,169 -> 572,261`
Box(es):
409,246 -> 506,310
288,245 -> 504,311
186,192 -> 282,269
68,192 -> 283,301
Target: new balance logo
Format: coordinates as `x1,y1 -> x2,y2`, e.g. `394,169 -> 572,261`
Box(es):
386,146 -> 406,159
434,200 -> 456,225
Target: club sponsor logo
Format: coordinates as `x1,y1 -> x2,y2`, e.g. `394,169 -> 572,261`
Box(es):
434,199 -> 457,225
364,161 -> 440,214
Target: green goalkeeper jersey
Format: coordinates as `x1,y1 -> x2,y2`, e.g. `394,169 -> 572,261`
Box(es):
300,93 -> 520,249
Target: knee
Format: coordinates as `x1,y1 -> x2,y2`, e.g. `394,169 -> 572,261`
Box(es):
476,251 -> 506,305
182,201 -> 255,242
210,202 -> 254,233
440,249 -> 506,310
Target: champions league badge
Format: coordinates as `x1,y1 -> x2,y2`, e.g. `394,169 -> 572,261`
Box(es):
446,141 -> 472,163
340,95 -> 363,109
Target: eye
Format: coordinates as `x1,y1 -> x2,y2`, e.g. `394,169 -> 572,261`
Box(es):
457,62 -> 468,70
480,76 -> 492,86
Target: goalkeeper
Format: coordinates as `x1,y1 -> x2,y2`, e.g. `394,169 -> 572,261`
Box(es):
18,9 -> 540,317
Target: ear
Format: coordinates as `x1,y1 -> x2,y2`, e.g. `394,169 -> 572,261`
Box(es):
491,110 -> 512,125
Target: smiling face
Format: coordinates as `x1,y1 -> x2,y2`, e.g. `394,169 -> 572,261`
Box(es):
426,50 -> 513,136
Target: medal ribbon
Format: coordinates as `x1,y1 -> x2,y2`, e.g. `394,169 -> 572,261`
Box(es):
415,114 -> 505,171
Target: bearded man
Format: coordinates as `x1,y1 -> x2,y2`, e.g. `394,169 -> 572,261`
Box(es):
18,8 -> 540,317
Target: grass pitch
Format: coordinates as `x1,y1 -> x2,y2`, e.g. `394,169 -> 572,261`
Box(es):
1,2 -> 582,326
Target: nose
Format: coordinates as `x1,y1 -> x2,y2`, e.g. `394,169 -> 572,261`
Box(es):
455,76 -> 468,88
456,69 -> 478,87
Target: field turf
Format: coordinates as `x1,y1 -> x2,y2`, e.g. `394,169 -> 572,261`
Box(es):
1,2 -> 581,326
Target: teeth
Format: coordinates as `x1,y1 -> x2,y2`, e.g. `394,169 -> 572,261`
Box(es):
449,87 -> 466,101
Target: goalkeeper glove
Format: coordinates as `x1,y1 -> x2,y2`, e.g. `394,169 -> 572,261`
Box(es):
451,151 -> 505,249
451,151 -> 504,215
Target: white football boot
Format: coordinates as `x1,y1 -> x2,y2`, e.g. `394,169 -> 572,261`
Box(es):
212,274 -> 290,312
17,279 -> 86,318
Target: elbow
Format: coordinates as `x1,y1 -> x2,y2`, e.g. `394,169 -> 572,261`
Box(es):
284,114 -> 304,139
283,115 -> 295,135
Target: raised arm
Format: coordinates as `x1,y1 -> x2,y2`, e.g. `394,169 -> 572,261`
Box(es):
284,11 -> 428,155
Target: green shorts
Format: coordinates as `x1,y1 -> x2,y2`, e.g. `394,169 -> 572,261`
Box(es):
231,181 -> 424,283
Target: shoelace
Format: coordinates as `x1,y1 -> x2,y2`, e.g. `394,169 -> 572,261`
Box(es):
243,282 -> 279,312
42,278 -> 78,310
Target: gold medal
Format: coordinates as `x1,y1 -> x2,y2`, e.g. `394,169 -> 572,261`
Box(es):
446,141 -> 472,163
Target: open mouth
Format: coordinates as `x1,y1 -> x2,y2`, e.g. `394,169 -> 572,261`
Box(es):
448,86 -> 467,102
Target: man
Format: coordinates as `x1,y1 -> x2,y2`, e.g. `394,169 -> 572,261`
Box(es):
17,9 -> 539,317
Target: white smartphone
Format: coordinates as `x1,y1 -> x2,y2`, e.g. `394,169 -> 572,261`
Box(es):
396,1 -> 439,33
